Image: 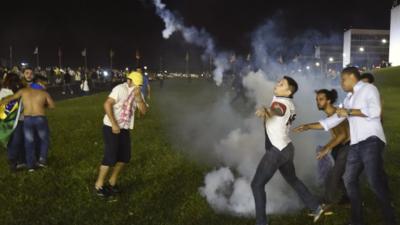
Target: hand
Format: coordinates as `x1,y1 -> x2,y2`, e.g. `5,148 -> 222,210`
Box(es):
293,124 -> 309,133
316,147 -> 331,160
336,108 -> 348,118
255,107 -> 268,119
111,123 -> 120,134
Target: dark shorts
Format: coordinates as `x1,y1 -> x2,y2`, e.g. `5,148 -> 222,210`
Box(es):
102,125 -> 131,166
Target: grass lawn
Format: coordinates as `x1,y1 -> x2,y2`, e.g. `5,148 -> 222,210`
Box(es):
0,69 -> 399,225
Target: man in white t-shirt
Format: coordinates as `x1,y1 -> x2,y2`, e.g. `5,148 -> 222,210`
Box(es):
94,71 -> 147,197
251,76 -> 326,225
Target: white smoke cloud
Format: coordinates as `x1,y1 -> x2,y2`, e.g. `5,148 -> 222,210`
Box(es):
199,71 -> 332,215
152,0 -> 230,86
151,0 -> 340,218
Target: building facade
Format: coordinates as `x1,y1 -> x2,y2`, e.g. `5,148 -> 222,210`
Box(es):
343,29 -> 390,69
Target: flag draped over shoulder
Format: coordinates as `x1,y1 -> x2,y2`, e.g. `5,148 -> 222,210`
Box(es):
0,100 -> 21,148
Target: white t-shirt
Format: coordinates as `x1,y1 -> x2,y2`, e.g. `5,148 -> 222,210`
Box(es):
103,83 -> 137,130
0,88 -> 13,99
265,96 -> 296,150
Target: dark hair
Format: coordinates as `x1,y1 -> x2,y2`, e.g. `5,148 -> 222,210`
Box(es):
341,66 -> 361,80
315,89 -> 338,104
360,72 -> 375,83
33,74 -> 48,83
22,67 -> 33,73
283,76 -> 298,98
2,73 -> 23,93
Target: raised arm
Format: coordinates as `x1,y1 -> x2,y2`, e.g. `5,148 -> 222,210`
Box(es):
293,122 -> 324,132
0,89 -> 24,105
255,102 -> 287,119
336,85 -> 381,120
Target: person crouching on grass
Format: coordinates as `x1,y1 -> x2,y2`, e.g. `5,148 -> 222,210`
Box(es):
94,71 -> 147,198
251,76 -> 326,225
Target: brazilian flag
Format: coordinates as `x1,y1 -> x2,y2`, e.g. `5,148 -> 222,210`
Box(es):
0,99 -> 21,149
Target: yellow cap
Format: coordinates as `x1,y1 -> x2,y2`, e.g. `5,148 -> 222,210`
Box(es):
127,71 -> 143,86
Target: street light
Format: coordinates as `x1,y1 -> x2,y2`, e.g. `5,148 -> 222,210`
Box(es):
329,57 -> 334,62
315,62 -> 320,67
144,66 -> 148,70
359,47 -> 365,52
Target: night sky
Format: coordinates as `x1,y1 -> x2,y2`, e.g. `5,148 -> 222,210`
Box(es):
0,0 -> 395,71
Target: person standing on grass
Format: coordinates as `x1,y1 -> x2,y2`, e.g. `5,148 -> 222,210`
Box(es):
141,72 -> 151,101
296,67 -> 397,225
94,71 -> 147,197
0,75 -> 55,172
0,73 -> 24,172
9,67 -> 35,170
251,76 -> 326,225
294,89 -> 350,206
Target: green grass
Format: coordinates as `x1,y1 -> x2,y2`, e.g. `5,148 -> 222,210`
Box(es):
0,74 -> 399,225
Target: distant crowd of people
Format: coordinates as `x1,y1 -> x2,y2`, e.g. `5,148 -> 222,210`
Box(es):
0,66 -> 152,174
0,66 -> 137,95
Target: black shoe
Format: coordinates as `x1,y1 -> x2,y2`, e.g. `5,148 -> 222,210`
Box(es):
38,159 -> 48,168
95,186 -> 111,197
16,163 -> 27,170
107,184 -> 121,195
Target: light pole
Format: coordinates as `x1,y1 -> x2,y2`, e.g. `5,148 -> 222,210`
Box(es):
359,47 -> 369,69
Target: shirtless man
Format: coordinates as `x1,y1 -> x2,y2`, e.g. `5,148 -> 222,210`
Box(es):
294,89 -> 350,205
0,75 -> 55,171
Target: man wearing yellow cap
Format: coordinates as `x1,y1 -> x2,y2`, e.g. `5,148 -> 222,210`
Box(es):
94,71 -> 147,197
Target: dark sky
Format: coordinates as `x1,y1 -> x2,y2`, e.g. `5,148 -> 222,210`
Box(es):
0,0 -> 394,71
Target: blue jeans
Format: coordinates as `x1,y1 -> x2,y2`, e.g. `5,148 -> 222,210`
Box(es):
7,120 -> 25,165
324,143 -> 349,204
343,136 -> 397,225
251,142 -> 320,225
23,116 -> 50,169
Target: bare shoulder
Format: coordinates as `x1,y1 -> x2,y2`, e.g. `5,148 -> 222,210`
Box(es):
335,119 -> 349,132
19,87 -> 32,95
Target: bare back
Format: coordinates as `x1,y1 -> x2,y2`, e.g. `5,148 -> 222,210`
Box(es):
21,88 -> 54,116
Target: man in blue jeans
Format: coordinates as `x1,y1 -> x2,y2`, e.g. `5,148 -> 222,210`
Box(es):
252,76 -> 325,225
0,75 -> 55,171
301,67 -> 397,225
